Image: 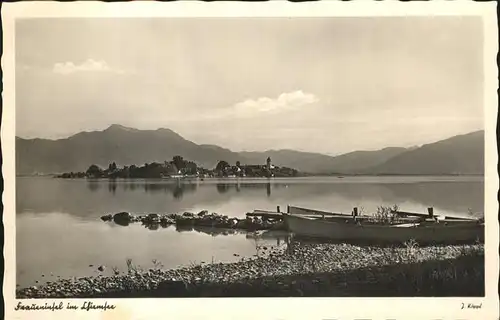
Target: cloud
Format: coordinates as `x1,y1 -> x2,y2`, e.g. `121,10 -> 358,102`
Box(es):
52,59 -> 123,75
208,90 -> 319,119
236,90 -> 318,112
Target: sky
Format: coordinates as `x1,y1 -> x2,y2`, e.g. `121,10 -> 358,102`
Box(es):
16,17 -> 484,155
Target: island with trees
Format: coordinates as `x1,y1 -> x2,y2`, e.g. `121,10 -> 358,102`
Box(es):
56,156 -> 300,179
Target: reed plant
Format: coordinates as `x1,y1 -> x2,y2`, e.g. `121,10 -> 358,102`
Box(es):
371,204 -> 401,224
125,258 -> 143,274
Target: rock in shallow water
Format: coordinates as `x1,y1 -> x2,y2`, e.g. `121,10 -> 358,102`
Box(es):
198,210 -> 208,217
146,213 -> 160,223
101,214 -> 113,221
113,212 -> 133,223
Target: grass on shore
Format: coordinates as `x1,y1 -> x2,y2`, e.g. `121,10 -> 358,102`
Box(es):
148,253 -> 483,297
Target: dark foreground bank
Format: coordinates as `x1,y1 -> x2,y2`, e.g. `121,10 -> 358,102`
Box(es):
17,241 -> 484,298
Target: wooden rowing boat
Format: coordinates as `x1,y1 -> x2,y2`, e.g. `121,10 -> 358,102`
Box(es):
282,213 -> 484,244
286,205 -> 479,223
288,205 -> 477,219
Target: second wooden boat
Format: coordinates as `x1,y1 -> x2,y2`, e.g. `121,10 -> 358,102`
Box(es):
287,205 -> 353,217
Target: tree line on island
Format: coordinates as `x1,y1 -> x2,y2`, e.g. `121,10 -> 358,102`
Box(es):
57,156 -> 300,179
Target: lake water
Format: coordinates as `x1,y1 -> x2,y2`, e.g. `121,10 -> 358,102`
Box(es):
16,176 -> 484,288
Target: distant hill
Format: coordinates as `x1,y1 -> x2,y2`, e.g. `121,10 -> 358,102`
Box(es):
367,131 -> 484,175
240,147 -> 407,174
15,125 -> 485,176
16,124 -> 241,174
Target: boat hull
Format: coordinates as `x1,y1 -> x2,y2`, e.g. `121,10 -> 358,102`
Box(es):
283,213 -> 484,245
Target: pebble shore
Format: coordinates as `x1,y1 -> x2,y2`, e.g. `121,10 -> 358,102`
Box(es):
16,241 -> 484,298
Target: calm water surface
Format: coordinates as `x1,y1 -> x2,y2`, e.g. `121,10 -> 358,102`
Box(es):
16,176 -> 484,287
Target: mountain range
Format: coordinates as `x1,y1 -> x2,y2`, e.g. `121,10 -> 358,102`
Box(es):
15,124 -> 484,176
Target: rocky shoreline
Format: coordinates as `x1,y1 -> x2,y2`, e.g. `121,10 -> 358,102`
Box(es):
101,210 -> 285,231
17,241 -> 484,298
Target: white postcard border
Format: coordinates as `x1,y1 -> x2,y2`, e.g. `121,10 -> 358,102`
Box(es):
2,1 -> 498,320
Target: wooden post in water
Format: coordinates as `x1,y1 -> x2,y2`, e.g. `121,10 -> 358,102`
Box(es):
277,206 -> 281,213
427,207 -> 434,219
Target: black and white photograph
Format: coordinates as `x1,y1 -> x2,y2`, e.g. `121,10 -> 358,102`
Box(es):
2,1 -> 499,319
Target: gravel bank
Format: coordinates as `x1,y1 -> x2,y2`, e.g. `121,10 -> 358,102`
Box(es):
17,241 -> 484,298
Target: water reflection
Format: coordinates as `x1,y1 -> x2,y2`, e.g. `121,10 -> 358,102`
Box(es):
173,224 -> 245,237
88,179 -> 200,192
17,177 -> 484,219
246,230 -> 294,256
17,211 -> 291,289
216,183 -> 230,194
89,180 -> 200,200
246,230 -> 291,244
113,219 -> 130,227
108,180 -> 117,195
216,181 -> 272,197
146,223 -> 160,231
172,187 -> 181,199
126,218 -> 287,240
142,182 -> 198,197
175,224 -> 194,233
87,180 -> 101,192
